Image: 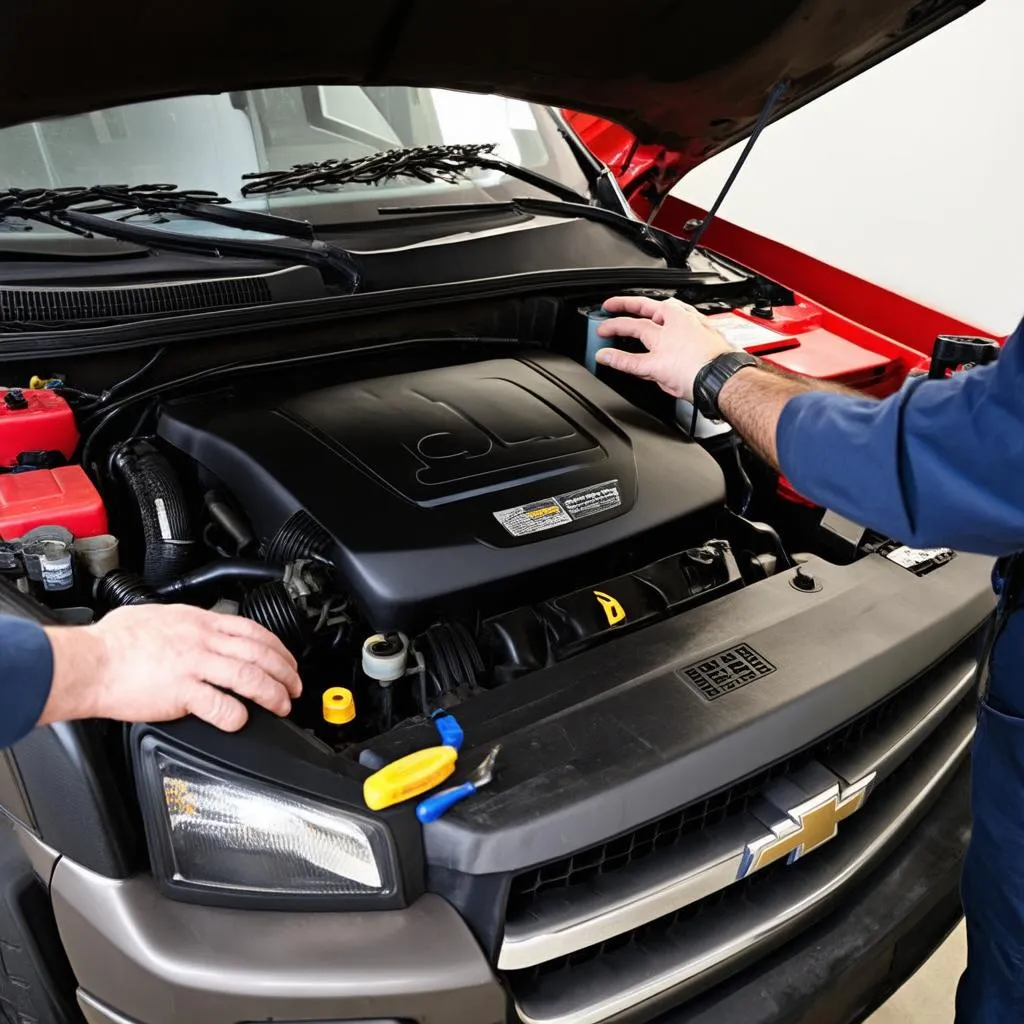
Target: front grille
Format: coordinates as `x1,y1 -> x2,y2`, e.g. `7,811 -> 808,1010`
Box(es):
500,636 -> 979,1024
507,759 -> 798,920
509,694 -> 971,986
507,672 -> 930,920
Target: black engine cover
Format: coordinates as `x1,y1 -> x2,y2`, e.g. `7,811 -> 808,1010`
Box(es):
158,353 -> 725,630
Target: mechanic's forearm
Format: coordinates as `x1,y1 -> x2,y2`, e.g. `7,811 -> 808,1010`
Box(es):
717,366 -> 861,469
36,626 -> 106,725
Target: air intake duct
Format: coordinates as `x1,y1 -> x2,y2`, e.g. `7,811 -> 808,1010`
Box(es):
240,580 -> 312,657
263,509 -> 333,568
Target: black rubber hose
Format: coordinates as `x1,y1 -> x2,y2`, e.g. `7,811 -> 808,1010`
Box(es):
95,569 -> 158,608
423,628 -> 454,694
454,622 -> 484,678
239,581 -> 312,656
112,440 -> 196,588
263,509 -> 333,567
422,623 -> 483,694
154,560 -> 283,600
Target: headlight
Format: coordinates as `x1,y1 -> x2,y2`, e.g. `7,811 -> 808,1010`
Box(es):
138,740 -> 397,899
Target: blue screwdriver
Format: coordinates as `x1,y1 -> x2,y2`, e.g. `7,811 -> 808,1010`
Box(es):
416,744 -> 501,824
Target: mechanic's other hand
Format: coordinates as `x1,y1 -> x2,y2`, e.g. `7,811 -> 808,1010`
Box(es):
595,295 -> 734,402
42,605 -> 302,732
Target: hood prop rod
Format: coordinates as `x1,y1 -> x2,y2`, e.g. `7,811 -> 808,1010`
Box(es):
678,79 -> 790,261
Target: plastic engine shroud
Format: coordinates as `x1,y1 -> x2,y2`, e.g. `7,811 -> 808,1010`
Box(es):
157,352 -> 726,631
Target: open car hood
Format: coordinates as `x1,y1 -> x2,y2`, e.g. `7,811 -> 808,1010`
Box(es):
4,0 -> 983,169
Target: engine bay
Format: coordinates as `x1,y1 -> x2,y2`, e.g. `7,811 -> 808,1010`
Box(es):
157,353 -> 727,629
0,292 -> 903,754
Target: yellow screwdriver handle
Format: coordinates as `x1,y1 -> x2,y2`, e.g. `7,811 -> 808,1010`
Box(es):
363,745 -> 459,811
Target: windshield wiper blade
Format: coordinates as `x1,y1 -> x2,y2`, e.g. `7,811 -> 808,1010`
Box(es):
0,185 -> 360,289
240,143 -> 591,206
378,196 -> 681,263
0,184 -> 315,237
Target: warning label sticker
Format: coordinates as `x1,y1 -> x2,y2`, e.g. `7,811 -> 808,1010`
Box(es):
494,479 -> 622,537
559,481 -> 622,520
493,500 -> 571,537
709,313 -> 787,351
885,545 -> 955,570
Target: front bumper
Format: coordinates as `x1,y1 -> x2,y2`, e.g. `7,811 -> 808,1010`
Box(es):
48,865 -> 506,1024
49,755 -> 970,1024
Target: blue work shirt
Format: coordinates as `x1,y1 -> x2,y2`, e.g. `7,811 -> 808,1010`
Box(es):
779,319 -> 1024,1023
778,322 -> 1024,558
0,615 -> 53,746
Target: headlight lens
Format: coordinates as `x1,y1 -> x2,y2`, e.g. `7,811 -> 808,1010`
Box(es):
141,743 -> 396,897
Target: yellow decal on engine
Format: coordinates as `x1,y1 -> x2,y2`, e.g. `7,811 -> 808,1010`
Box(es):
593,590 -> 626,627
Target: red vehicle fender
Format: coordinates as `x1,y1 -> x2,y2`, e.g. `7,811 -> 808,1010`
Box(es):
561,110 -> 693,222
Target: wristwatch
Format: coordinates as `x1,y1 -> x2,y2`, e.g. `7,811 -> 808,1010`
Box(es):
692,351 -> 760,420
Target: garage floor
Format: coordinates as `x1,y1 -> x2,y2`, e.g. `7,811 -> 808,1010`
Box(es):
866,923 -> 965,1023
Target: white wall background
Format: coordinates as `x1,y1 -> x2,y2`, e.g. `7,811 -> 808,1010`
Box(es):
671,0 -> 1022,336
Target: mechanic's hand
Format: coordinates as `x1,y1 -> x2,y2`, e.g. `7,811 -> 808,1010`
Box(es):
41,605 -> 302,732
595,295 -> 734,402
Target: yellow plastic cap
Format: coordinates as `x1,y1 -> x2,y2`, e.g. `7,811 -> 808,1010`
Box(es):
363,745 -> 458,811
322,687 -> 356,725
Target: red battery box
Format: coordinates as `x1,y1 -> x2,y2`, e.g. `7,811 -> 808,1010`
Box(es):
708,304 -> 902,394
709,304 -> 905,507
0,388 -> 79,467
0,466 -> 108,540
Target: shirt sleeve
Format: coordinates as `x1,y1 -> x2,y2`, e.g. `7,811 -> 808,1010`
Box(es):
776,321 -> 1024,557
0,616 -> 53,747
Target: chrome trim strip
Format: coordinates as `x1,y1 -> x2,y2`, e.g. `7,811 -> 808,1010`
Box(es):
500,817 -> 752,970
512,709 -> 973,1024
822,661 -> 976,784
498,660 -> 975,972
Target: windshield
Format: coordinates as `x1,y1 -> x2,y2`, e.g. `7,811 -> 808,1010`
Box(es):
0,86 -> 587,243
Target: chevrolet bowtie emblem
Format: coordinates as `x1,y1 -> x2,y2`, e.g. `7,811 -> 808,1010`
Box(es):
738,772 -> 876,879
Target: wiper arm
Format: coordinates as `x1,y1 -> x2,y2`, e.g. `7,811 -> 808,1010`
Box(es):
0,185 -> 361,289
378,196 -> 682,264
0,184 -> 318,239
122,189 -> 318,242
240,143 -> 591,206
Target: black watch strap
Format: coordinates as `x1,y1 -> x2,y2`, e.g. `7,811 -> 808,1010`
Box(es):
692,351 -> 759,419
